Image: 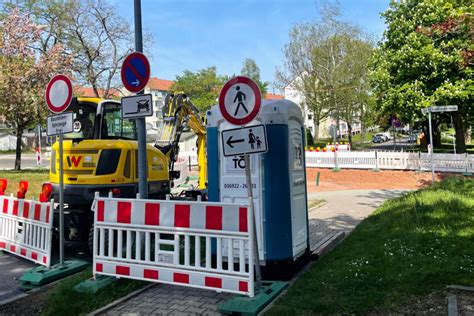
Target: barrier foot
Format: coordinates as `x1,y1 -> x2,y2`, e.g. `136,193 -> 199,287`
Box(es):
331,167 -> 341,172
74,275 -> 117,294
372,168 -> 380,172
218,281 -> 287,316
19,259 -> 89,290
463,172 -> 472,176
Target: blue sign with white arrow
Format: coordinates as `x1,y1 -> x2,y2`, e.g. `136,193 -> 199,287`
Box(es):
121,52 -> 151,93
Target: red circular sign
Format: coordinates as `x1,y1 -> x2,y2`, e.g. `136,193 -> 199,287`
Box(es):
45,74 -> 73,113
219,76 -> 261,125
121,52 -> 151,93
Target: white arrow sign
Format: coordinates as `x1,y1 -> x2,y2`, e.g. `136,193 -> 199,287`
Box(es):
221,124 -> 268,157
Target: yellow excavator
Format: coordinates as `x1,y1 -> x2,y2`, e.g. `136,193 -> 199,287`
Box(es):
46,94 -> 207,250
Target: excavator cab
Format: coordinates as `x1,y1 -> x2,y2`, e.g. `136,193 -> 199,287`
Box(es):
63,98 -> 137,141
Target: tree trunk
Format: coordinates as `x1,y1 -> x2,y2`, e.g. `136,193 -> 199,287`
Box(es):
313,118 -> 320,142
15,127 -> 23,171
452,112 -> 466,154
347,123 -> 353,147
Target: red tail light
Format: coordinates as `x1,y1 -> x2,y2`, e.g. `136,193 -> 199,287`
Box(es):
40,183 -> 53,202
111,188 -> 121,196
0,178 -> 7,195
17,181 -> 29,199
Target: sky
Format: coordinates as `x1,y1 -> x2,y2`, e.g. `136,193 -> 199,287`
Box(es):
114,0 -> 390,93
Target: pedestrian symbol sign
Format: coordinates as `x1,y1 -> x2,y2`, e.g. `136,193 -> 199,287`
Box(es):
219,76 -> 261,126
221,124 -> 267,157
121,52 -> 151,93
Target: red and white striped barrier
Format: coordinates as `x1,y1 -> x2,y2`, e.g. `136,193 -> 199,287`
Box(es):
92,193 -> 255,297
0,195 -> 54,268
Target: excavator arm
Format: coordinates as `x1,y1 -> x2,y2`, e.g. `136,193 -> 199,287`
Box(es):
155,93 -> 207,190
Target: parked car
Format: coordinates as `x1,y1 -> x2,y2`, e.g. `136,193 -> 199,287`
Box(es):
407,133 -> 418,143
374,133 -> 388,142
372,135 -> 384,143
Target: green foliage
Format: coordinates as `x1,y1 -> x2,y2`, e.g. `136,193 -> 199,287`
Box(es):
42,268 -> 145,315
370,0 -> 473,148
276,6 -> 374,141
269,177 -> 474,314
241,58 -> 269,96
171,67 -> 226,111
0,170 -> 49,198
305,128 -> 314,146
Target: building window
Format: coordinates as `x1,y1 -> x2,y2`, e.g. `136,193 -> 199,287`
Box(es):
308,114 -> 313,120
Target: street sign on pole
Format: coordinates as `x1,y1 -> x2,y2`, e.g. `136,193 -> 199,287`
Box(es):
45,74 -> 74,267
421,105 -> 458,182
421,105 -> 458,114
133,0 -> 148,201
219,76 -> 261,126
45,75 -> 73,113
221,125 -> 268,157
430,105 -> 458,112
219,76 -> 265,290
121,52 -> 150,93
46,112 -> 74,136
121,94 -> 153,118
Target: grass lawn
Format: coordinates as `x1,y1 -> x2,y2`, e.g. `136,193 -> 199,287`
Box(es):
42,268 -> 146,315
0,170 -> 49,198
268,177 -> 474,314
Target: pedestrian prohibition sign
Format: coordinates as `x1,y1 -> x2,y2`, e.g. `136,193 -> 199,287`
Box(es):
219,76 -> 261,126
121,52 -> 151,93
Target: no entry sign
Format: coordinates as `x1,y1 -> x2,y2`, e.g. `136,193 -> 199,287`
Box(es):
219,76 -> 261,126
121,52 -> 151,93
45,75 -> 73,113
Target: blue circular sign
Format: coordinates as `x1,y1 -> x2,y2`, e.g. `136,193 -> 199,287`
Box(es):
121,52 -> 151,93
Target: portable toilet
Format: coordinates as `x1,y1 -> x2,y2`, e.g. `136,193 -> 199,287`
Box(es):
206,99 -> 309,279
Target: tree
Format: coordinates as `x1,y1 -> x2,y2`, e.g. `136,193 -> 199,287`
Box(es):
276,7 -> 373,144
171,67 -> 226,111
0,9 -> 71,170
5,0 -> 138,98
370,0 -> 473,152
241,58 -> 269,96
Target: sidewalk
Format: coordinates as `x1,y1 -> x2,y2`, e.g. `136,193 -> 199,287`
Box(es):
98,189 -> 410,316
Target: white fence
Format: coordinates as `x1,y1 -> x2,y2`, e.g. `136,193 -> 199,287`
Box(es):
92,193 -> 255,297
0,195 -> 54,268
305,151 -> 474,173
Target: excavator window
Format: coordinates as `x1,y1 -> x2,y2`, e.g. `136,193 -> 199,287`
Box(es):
64,103 -> 96,140
101,102 -> 137,140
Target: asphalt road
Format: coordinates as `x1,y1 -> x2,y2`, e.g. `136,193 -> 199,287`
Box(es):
0,241 -> 90,304
369,136 -> 418,151
0,154 -> 50,170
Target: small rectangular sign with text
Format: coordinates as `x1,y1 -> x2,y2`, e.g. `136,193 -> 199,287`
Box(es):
221,124 -> 268,157
46,112 -> 74,136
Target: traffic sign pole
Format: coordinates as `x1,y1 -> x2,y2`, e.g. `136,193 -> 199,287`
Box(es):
243,154 -> 262,291
428,110 -> 435,182
58,134 -> 65,266
45,75 -> 74,267
134,0 -> 148,200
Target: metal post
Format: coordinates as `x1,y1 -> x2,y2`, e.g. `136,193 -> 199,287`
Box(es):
243,154 -> 262,291
58,135 -> 64,266
37,124 -> 42,166
428,111 -> 435,182
134,0 -> 148,199
450,115 -> 456,154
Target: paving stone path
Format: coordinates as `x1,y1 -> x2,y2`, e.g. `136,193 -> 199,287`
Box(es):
99,189 -> 410,316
